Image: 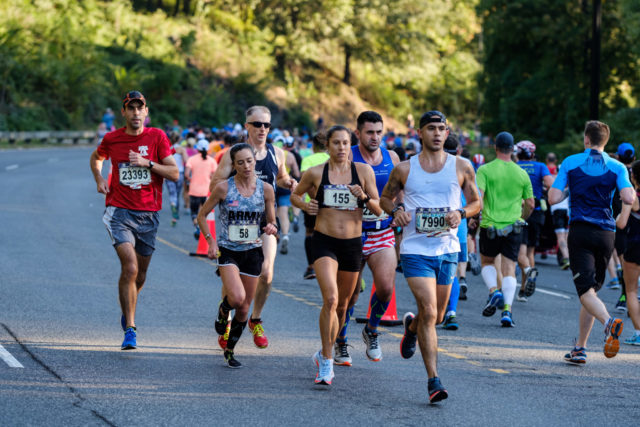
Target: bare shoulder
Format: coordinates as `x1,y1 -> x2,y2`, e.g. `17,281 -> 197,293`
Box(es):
262,181 -> 275,196
392,159 -> 411,180
388,149 -> 401,165
456,156 -> 474,175
355,161 -> 375,176
214,179 -> 229,195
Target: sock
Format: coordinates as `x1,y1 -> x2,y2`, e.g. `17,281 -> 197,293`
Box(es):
636,329 -> 640,336
445,310 -> 456,317
283,234 -> 289,240
368,292 -> 390,332
337,306 -> 354,342
502,276 -> 517,307
481,265 -> 498,291
304,236 -> 314,265
446,277 -> 460,314
524,266 -> 531,275
503,304 -> 511,311
226,317 -> 247,350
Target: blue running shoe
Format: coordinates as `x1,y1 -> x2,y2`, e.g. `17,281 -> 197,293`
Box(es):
564,346 -> 586,364
120,314 -> 126,332
428,377 -> 448,403
442,314 -> 459,330
524,267 -> 538,297
121,327 -> 137,350
624,333 -> 640,346
606,278 -> 621,290
482,290 -> 504,317
400,312 -> 417,359
500,310 -> 515,327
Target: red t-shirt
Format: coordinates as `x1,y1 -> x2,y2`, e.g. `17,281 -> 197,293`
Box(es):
97,127 -> 172,211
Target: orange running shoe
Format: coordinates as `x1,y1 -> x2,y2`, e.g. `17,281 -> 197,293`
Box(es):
248,318 -> 269,348
604,317 -> 623,358
217,314 -> 231,350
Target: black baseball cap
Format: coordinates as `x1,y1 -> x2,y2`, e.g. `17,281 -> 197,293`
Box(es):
444,134 -> 459,155
122,91 -> 146,108
419,110 -> 447,128
495,131 -> 514,151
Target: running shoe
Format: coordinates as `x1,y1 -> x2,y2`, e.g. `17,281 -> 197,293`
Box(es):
280,235 -> 289,255
427,377 -> 448,403
524,267 -> 538,297
400,312 -> 417,359
396,264 -> 403,273
459,277 -> 468,301
603,317 -> 623,358
224,349 -> 242,368
615,297 -> 627,313
193,226 -> 200,241
292,216 -> 299,233
303,267 -> 316,280
217,313 -> 232,350
120,314 -> 126,331
171,204 -> 179,220
362,326 -> 382,361
623,333 -> 640,346
333,342 -> 352,366
482,290 -> 504,317
563,346 -> 587,364
560,258 -> 570,270
442,314 -> 459,330
500,310 -> 515,327
606,278 -> 621,290
121,327 -> 137,350
313,351 -> 334,385
248,319 -> 269,348
469,252 -> 481,276
516,290 -> 528,302
214,300 -> 230,335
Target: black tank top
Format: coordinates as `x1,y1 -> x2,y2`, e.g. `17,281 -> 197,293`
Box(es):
254,144 -> 279,189
315,161 -> 363,208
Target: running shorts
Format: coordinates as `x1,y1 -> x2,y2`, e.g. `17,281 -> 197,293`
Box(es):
309,231 -> 362,272
400,252 -> 458,285
568,221 -> 614,297
218,246 -> 264,277
103,206 -> 159,257
479,226 -> 522,262
552,209 -> 569,232
362,227 -> 395,258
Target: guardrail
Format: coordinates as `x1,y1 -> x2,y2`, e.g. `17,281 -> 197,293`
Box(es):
0,130 -> 96,144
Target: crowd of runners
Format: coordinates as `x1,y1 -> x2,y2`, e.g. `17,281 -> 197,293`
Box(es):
89,90 -> 640,404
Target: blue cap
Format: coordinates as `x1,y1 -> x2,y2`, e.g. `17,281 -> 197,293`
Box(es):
617,142 -> 634,158
495,131 -> 514,150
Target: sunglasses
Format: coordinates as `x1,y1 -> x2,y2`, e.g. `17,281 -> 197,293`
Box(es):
247,121 -> 271,129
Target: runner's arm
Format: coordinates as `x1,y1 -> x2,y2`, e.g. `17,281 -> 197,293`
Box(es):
291,167 -> 319,215
209,150 -> 233,192
288,152 -> 301,180
459,158 -> 482,219
263,184 -> 278,235
616,203 -> 632,229
275,146 -> 296,190
522,197 -> 535,220
196,182 -> 227,259
381,162 -> 411,227
89,149 -> 109,194
620,187 -> 635,206
350,163 -> 382,217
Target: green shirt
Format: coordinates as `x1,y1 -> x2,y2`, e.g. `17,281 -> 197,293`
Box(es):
301,152 -> 329,172
477,158 -> 533,229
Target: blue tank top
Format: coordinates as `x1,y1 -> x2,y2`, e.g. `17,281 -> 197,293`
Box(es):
352,146 -> 394,230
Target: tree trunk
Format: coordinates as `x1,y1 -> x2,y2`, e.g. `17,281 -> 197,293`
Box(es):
343,45 -> 352,85
183,0 -> 191,15
275,50 -> 287,82
173,0 -> 180,16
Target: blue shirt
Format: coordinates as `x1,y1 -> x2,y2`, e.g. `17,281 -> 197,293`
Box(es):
552,149 -> 631,231
352,145 -> 395,230
517,160 -> 550,201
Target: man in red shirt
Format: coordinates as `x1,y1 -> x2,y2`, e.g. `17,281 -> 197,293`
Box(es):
90,91 -> 179,350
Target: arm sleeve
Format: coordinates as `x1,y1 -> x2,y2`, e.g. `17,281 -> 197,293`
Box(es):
96,134 -> 111,159
540,163 -> 550,177
157,131 -> 172,160
551,160 -> 568,190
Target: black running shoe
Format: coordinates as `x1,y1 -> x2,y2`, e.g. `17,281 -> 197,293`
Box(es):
428,377 -> 448,403
400,312 -> 417,359
214,300 -> 230,335
303,267 -> 316,280
459,277 -> 468,301
224,349 -> 242,368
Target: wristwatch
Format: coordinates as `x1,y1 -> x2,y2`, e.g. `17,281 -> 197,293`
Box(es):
391,204 -> 405,217
457,208 -> 466,219
148,160 -> 155,169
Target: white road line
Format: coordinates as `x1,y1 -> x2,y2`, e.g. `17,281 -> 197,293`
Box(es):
5,164 -> 18,171
536,288 -> 571,300
0,344 -> 24,368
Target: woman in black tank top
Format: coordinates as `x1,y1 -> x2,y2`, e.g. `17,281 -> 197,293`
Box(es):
291,125 -> 382,384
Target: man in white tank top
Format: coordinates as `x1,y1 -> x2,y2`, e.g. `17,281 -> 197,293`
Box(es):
380,111 -> 481,403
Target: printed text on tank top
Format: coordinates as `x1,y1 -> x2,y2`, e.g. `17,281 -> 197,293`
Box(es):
315,162 -> 362,211
414,155 -> 453,236
220,177 -> 264,247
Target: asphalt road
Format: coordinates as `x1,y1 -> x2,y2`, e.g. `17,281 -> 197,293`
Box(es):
1,147 -> 639,426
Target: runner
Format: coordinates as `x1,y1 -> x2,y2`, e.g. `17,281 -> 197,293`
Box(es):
283,136 -> 303,233
89,90 -> 179,350
550,193 -> 571,270
186,138 -> 217,239
515,140 -> 553,301
380,111 -> 481,403
549,120 -> 633,363
196,143 -> 277,367
476,132 -> 534,327
615,160 -> 640,345
300,133 -> 329,280
210,106 -> 296,349
165,132 -> 187,227
291,125 -> 381,385
331,111 -> 400,366
275,138 -> 300,255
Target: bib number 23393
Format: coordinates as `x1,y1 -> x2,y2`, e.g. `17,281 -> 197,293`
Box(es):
416,207 -> 450,236
323,185 -> 357,210
118,162 -> 151,189
229,221 -> 259,243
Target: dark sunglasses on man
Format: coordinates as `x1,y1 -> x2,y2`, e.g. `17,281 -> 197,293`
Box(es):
247,121 -> 271,129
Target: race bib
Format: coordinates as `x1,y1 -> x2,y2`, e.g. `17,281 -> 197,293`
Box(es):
323,185 -> 357,210
363,207 -> 389,222
228,221 -> 260,243
118,162 -> 151,189
416,207 -> 450,236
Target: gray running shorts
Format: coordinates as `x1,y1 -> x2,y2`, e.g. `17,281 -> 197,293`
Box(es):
103,206 -> 159,256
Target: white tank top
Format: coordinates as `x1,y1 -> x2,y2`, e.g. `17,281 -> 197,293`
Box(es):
400,153 -> 461,256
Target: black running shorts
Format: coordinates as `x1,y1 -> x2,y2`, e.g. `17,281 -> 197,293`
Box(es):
568,221 -> 614,297
479,226 -> 522,262
218,246 -> 264,277
308,231 -> 362,272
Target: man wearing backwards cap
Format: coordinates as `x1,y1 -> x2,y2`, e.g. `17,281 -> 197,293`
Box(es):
381,110 -> 481,403
515,140 -> 554,301
476,131 -> 534,328
90,91 -> 179,350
